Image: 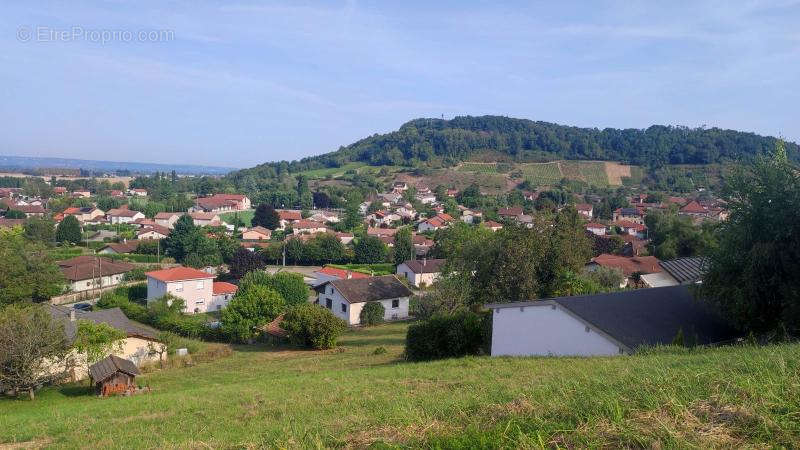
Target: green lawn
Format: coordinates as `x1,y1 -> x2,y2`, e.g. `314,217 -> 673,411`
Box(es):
219,209 -> 254,226
2,323 -> 799,448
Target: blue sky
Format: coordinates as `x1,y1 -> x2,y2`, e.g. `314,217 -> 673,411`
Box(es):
1,1 -> 798,168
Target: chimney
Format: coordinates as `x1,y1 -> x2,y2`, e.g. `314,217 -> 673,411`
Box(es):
69,309 -> 76,321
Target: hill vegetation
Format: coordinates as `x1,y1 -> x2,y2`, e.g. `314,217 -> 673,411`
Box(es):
228,116 -> 798,184
1,323 -> 798,448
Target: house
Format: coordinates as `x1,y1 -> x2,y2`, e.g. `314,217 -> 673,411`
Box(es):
242,226 -> 272,240
417,213 -> 453,233
335,232 -> 354,245
137,225 -> 170,240
277,210 -> 302,229
99,240 -> 142,255
109,190 -> 125,198
411,234 -> 434,255
52,186 -> 67,195
575,203 -> 593,218
314,275 -> 412,325
498,206 -> 524,220
309,210 -> 339,223
483,220 -> 503,232
129,188 -> 148,197
416,193 -> 437,204
211,281 -> 238,311
189,212 -> 221,227
396,258 -> 446,288
154,212 -> 181,229
586,222 -> 607,236
311,265 -> 370,287
191,196 -> 238,213
62,206 -> 105,223
392,181 -> 408,192
88,355 -> 141,397
58,256 -> 134,292
446,188 -> 459,197
72,190 -> 91,198
679,201 -> 710,218
641,257 -> 708,288
203,193 -> 251,211
367,227 -> 397,238
461,209 -> 482,224
47,305 -> 162,379
9,204 -> 46,217
587,254 -> 661,287
486,285 -> 737,357
107,208 -> 145,224
292,219 -> 328,235
613,207 -> 644,224
145,266 -> 216,314
614,220 -> 647,239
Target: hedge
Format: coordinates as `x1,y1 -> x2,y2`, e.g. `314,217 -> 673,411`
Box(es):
405,310 -> 491,361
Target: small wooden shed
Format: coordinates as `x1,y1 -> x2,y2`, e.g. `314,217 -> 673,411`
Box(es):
88,355 -> 140,397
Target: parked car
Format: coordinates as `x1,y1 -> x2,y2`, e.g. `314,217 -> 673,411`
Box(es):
73,303 -> 92,311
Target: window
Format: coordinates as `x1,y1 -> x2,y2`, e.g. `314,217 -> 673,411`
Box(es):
391,299 -> 399,309
326,298 -> 332,309
196,280 -> 204,289
340,303 -> 347,313
175,282 -> 183,292
196,299 -> 205,305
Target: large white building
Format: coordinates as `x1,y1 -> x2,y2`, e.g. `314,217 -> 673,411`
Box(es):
314,275 -> 412,325
486,286 -> 737,357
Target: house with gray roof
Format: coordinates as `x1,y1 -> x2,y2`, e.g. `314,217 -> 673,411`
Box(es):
486,285 -> 737,357
641,257 -> 708,287
314,275 -> 412,325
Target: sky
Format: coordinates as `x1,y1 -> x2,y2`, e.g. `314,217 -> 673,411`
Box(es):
1,1 -> 798,168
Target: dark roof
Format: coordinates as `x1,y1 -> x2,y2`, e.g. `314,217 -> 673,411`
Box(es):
660,257 -> 708,284
101,240 -> 141,254
47,305 -> 159,341
88,354 -> 140,382
319,275 -> 412,304
618,207 -> 641,216
57,256 -> 134,281
400,259 -> 446,274
487,286 -> 738,351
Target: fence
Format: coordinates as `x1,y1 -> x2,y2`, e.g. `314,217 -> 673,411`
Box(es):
50,281 -> 146,306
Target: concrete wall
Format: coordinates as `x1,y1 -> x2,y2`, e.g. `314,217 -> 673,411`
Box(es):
490,303 -> 622,357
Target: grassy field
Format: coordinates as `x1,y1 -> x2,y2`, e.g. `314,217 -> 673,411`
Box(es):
219,209 -> 255,226
520,162 -> 563,186
2,323 -> 799,448
457,163 -> 500,173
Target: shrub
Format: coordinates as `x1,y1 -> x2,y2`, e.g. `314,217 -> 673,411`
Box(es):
95,293 -> 148,323
221,285 -> 285,343
405,310 -> 490,361
359,302 -> 385,326
281,304 -> 347,350
373,346 -> 387,355
239,271 -> 309,307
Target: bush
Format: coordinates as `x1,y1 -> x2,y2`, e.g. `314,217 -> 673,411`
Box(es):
221,285 -> 285,343
239,271 -> 309,307
281,304 -> 347,349
95,293 -> 148,323
405,310 -> 490,361
359,302 -> 385,326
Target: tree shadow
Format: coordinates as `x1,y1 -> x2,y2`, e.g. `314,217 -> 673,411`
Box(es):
58,385 -> 94,397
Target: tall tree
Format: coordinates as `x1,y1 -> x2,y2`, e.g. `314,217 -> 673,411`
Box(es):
700,141 -> 800,335
0,304 -> 73,400
73,321 -> 125,372
163,214 -> 196,262
393,226 -> 413,265
55,215 -> 82,244
23,216 -> 56,244
354,235 -> 388,263
0,228 -> 65,306
252,203 -> 280,230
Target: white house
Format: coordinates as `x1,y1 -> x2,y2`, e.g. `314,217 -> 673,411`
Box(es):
189,212 -> 221,227
107,208 -> 145,224
586,222 -> 607,236
57,256 -> 134,292
211,281 -> 238,311
314,275 -> 412,326
154,212 -> 182,229
396,258 -> 446,288
145,266 -> 215,314
486,286 -> 737,357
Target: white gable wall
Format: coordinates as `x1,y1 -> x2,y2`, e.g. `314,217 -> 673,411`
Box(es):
490,303 -> 623,357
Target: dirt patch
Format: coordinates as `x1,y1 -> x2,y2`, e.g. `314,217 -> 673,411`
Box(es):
604,162 -> 631,186
345,420 -> 451,448
0,438 -> 52,449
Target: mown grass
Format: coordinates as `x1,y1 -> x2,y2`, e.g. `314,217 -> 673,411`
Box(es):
1,323 -> 799,448
219,209 -> 254,226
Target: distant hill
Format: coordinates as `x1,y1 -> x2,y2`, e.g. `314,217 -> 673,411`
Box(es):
229,116 -> 798,182
0,155 -> 235,176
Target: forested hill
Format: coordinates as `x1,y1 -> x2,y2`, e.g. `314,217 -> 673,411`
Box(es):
229,116 -> 798,181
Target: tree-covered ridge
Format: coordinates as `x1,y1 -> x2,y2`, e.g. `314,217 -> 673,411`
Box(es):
228,116 -> 798,182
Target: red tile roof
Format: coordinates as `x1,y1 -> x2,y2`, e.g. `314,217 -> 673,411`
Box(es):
145,266 -> 214,282
278,210 -> 302,221
680,200 -> 708,214
586,222 -> 607,229
212,281 -> 238,295
614,220 -> 647,232
591,254 -> 662,276
316,266 -> 371,280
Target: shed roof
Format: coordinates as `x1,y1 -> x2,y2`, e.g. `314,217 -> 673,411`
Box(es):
659,257 -> 708,284
89,355 -> 140,382
400,258 -> 446,274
